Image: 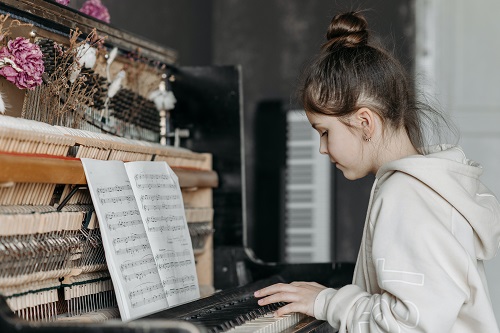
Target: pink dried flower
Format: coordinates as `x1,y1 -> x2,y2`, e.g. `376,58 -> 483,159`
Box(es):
80,0 -> 110,24
0,37 -> 44,89
54,0 -> 70,5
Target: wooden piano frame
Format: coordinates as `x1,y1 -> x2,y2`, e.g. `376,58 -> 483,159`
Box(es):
0,152 -> 218,189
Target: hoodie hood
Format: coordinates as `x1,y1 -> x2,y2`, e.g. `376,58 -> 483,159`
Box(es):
376,144 -> 500,260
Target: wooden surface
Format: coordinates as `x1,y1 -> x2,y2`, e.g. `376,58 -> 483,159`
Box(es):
0,153 -> 218,188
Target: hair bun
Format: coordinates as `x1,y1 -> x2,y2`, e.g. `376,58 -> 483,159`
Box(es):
323,12 -> 369,49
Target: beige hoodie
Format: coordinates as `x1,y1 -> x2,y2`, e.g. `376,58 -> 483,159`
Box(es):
314,145 -> 500,332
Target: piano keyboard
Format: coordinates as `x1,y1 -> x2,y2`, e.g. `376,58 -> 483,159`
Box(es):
225,312 -> 305,333
186,297 -> 306,333
147,275 -> 324,333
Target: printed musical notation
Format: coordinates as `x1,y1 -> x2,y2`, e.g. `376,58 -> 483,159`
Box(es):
115,243 -> 150,256
120,256 -> 155,272
162,274 -> 196,286
97,184 -> 132,194
165,284 -> 198,297
113,232 -> 148,246
129,282 -> 164,299
148,224 -> 186,233
82,159 -> 200,321
100,194 -> 136,204
140,194 -> 179,202
142,203 -> 183,211
158,259 -> 192,270
136,183 -> 176,190
146,215 -> 184,224
125,161 -> 200,305
105,210 -> 141,220
123,267 -> 158,282
135,173 -> 170,181
155,249 -> 191,261
131,292 -> 167,309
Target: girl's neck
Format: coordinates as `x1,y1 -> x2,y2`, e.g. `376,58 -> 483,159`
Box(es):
372,129 -> 419,173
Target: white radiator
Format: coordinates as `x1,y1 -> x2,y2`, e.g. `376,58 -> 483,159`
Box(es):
284,111 -> 332,263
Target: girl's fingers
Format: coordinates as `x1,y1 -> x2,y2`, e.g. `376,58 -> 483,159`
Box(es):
254,281 -> 327,318
290,281 -> 325,288
274,303 -> 302,317
257,292 -> 299,306
254,283 -> 297,297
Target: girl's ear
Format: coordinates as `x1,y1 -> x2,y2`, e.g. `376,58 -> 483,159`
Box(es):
354,107 -> 375,141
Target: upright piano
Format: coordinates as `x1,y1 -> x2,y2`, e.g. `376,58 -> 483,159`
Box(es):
0,1 -> 354,332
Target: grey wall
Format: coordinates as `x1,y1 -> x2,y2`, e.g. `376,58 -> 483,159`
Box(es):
209,0 -> 415,262
66,0 -> 414,263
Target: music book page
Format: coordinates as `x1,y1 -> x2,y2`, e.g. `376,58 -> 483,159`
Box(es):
81,159 -> 200,321
124,161 -> 200,305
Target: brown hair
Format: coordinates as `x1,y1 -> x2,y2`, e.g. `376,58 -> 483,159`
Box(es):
301,11 -> 425,149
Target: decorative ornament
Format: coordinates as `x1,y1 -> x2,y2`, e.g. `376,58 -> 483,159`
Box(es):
105,46 -> 118,82
149,81 -> 176,111
101,69 -> 126,122
107,70 -> 126,99
149,77 -> 177,145
0,37 -> 44,90
69,43 -> 97,83
80,0 -> 111,24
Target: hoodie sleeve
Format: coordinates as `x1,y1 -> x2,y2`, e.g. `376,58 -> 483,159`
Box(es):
315,173 -> 471,332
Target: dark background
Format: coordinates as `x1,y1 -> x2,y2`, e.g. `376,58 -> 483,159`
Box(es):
69,0 -> 414,264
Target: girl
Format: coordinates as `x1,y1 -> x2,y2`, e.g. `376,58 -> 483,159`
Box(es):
254,11 -> 500,333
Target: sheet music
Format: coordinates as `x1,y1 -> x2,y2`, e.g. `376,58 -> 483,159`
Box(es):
124,161 -> 200,305
82,159 -> 169,321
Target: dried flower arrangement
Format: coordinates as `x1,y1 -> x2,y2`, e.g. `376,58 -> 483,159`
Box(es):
80,0 -> 111,24
0,14 -> 44,113
54,0 -> 70,5
51,0 -> 111,24
23,28 -> 106,127
119,50 -> 164,126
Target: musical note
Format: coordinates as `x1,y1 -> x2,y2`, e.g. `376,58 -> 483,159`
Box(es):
140,194 -> 180,202
148,223 -> 186,233
165,284 -> 198,297
108,219 -> 143,231
113,232 -> 148,246
120,256 -> 155,272
115,243 -> 150,256
100,194 -> 136,204
136,183 -> 176,190
105,210 -> 141,220
162,275 -> 196,286
122,267 -> 158,282
131,292 -> 167,308
155,250 -> 190,261
129,282 -> 164,299
142,203 -> 182,211
157,259 -> 192,270
146,215 -> 184,224
134,174 -> 170,181
97,184 -> 132,195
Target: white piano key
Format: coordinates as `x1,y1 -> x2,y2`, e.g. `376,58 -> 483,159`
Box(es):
226,312 -> 305,333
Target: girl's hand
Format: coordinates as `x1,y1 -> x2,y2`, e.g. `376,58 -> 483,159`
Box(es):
253,281 -> 327,317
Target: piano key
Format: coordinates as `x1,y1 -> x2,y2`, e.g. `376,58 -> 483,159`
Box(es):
225,312 -> 306,333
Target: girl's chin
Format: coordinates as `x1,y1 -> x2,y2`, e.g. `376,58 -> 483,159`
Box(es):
339,167 -> 365,181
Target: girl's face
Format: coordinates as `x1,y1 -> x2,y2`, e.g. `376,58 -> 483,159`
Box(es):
306,111 -> 372,180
